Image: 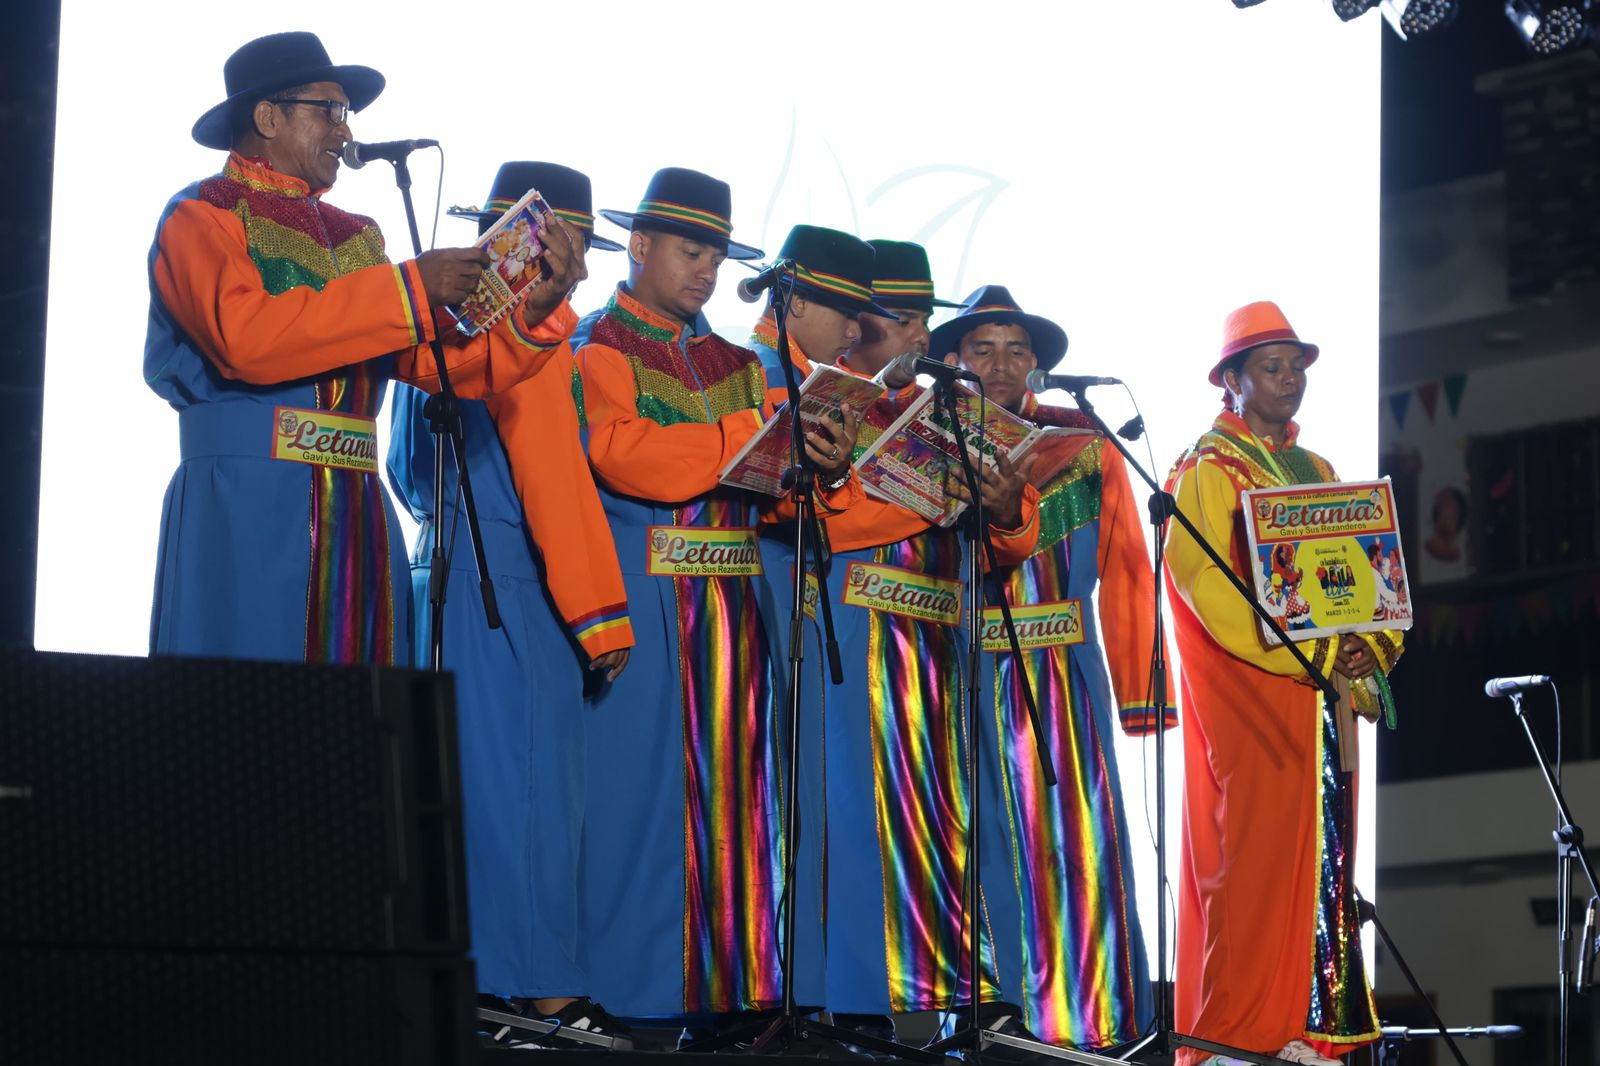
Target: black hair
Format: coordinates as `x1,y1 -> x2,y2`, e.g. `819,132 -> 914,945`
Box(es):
1219,351 -> 1249,392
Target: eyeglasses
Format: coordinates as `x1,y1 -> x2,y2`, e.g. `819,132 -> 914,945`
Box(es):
269,98 -> 349,125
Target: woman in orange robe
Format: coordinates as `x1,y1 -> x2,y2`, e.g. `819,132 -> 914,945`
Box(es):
1163,303 -> 1402,1066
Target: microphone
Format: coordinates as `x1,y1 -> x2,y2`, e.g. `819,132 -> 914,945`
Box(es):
736,259 -> 793,303
341,139 -> 440,170
1380,1025 -> 1522,1040
1579,896 -> 1598,993
877,351 -> 980,388
1026,369 -> 1122,394
1483,674 -> 1552,698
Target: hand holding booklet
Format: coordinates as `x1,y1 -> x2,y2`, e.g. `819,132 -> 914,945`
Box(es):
853,383 -> 1091,527
448,188 -> 555,337
719,363 -> 888,497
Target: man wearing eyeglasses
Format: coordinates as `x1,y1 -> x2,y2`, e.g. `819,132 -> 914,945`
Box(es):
145,31 -> 586,668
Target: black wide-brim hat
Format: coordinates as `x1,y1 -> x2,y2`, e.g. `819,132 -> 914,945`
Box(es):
192,31 -> 385,151
928,284 -> 1069,366
598,167 -> 763,260
866,239 -> 963,312
774,224 -> 896,320
447,161 -> 624,251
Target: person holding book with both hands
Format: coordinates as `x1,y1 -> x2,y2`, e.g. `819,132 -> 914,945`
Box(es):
750,236 -> 1046,1053
146,31 -> 586,668
939,286 -> 1171,1052
1163,301 -> 1403,1066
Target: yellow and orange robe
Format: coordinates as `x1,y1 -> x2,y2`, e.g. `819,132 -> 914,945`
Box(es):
981,393 -> 1173,1049
1164,410 -> 1402,1063
146,151 -> 570,665
748,315 -> 1044,1016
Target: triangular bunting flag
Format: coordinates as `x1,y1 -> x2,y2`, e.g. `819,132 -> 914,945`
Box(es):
1443,373 -> 1468,418
1387,391 -> 1411,430
1417,381 -> 1440,423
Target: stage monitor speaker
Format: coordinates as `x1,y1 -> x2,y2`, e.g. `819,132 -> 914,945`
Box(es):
0,648 -> 477,1065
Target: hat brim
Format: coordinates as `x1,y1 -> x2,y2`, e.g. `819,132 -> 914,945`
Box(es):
1207,341 -> 1320,387
191,63 -> 386,150
597,209 -> 763,260
446,206 -> 624,251
928,309 -> 1068,366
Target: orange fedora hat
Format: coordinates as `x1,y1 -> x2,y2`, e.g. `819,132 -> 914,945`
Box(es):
1208,301 -> 1319,387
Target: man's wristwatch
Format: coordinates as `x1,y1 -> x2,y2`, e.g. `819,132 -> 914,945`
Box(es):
821,468 -> 852,492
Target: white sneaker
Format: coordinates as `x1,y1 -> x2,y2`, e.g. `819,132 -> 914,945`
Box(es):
1273,1039 -> 1341,1065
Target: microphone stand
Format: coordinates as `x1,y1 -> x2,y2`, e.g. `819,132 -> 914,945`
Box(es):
1371,1024 -> 1521,1066
385,154 -> 501,672
1054,385 -> 1459,1066
1503,685 -> 1600,1066
917,381 -> 1126,1066
679,271 -> 938,1064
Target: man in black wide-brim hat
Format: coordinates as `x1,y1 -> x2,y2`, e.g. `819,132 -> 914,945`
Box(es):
386,161 -> 636,1047
573,168 -> 857,1023
938,284 -> 1174,1054
145,30 -> 586,670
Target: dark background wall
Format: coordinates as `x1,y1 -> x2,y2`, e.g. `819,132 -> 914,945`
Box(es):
0,2 -> 59,649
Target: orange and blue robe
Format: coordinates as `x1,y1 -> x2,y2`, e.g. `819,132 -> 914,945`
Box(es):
983,395 -> 1173,1049
574,286 -> 820,1016
145,151 -> 570,666
749,320 -> 1041,1016
386,335 -> 632,998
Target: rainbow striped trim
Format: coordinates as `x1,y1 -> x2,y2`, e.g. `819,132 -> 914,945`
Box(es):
570,602 -> 630,646
480,199 -> 596,233
554,207 -> 596,231
508,307 -> 559,351
873,277 -> 935,299
393,262 -> 429,346
795,263 -> 872,303
636,198 -> 733,236
968,303 -> 1023,315
1118,703 -> 1178,736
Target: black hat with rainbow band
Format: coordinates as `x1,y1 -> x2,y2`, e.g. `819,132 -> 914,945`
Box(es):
447,161 -> 623,251
598,167 -> 763,260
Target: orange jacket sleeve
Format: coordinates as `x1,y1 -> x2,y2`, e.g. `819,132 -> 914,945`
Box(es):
152,196 -> 566,396
1094,443 -> 1176,734
403,301 -> 576,399
578,340 -> 763,503
486,350 -> 633,659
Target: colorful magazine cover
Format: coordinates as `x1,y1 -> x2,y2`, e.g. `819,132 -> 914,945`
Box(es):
719,363 -> 887,497
1241,478 -> 1413,645
853,382 -> 1041,527
449,188 -> 553,337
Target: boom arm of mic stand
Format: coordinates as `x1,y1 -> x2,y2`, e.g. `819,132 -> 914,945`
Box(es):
391,157 -> 501,675
1063,387 -> 1338,703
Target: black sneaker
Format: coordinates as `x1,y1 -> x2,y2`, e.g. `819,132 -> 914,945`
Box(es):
541,998 -> 635,1050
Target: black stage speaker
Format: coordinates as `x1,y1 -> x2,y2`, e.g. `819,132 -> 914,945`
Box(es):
0,648 -> 477,1065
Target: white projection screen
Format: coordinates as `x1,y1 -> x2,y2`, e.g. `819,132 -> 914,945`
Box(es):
38,2 -> 1382,985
